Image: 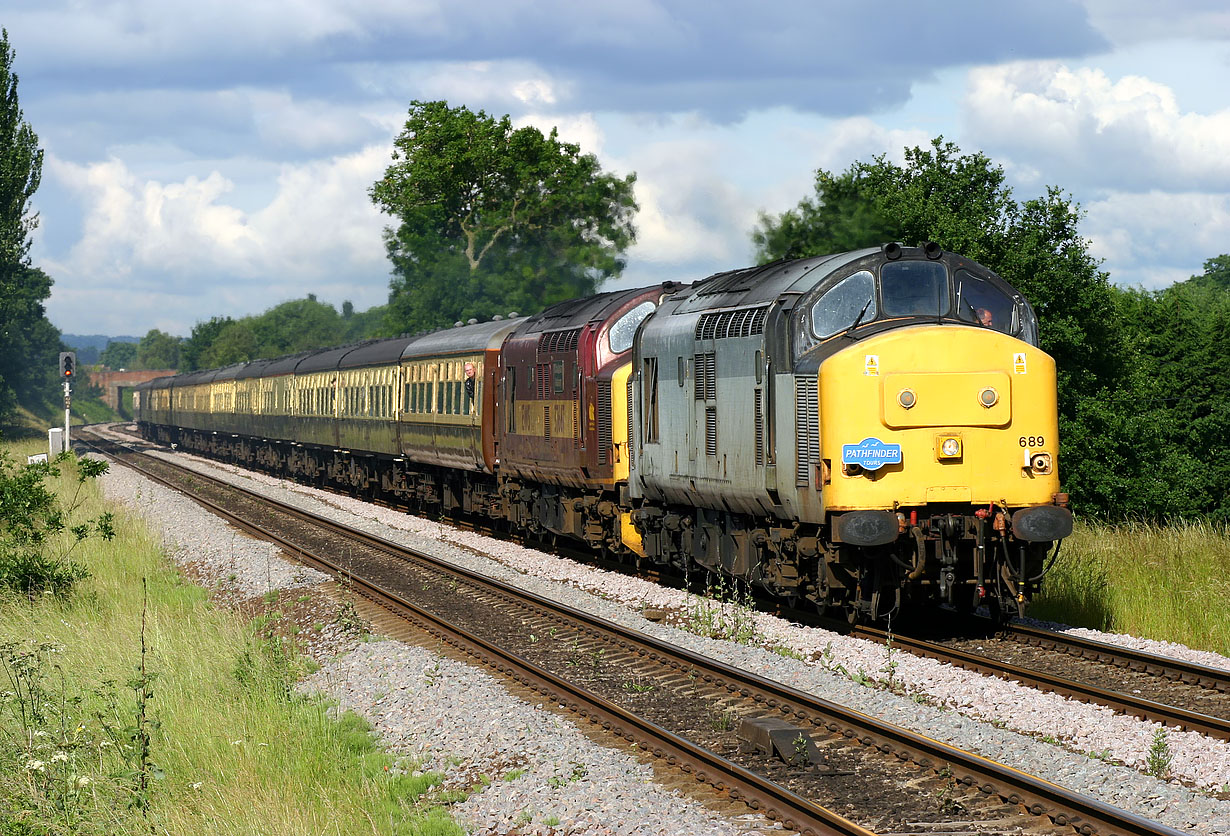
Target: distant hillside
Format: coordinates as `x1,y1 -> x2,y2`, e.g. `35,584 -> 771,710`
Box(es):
62,334 -> 140,351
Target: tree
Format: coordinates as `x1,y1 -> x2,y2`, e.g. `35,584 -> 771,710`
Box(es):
99,340 -> 138,370
0,30 -> 58,422
134,329 -> 181,371
179,316 -> 233,372
371,101 -> 638,334
199,321 -> 258,368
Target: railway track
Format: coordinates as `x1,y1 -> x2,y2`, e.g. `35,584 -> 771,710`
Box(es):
851,625 -> 1230,741
100,423 -> 1230,743
81,427 -> 1190,836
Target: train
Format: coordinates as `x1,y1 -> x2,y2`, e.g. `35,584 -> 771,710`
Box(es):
135,243 -> 1072,623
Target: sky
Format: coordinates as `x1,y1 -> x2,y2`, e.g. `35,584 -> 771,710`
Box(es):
7,0 -> 1230,337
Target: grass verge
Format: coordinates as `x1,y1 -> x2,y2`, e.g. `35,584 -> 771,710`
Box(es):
1,440 -> 462,835
1030,519 -> 1230,656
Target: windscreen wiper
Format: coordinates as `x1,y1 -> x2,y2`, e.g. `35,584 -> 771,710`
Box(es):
844,299 -> 873,338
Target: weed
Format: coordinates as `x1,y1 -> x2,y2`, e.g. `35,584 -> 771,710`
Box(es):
683,576 -> 759,645
709,707 -> 737,732
934,766 -> 961,814
1145,728 -> 1173,779
502,768 -> 526,782
771,644 -> 805,661
790,732 -> 810,766
547,761 -> 588,789
544,814 -> 561,826
622,680 -> 654,694
332,600 -> 366,636
514,810 -> 532,826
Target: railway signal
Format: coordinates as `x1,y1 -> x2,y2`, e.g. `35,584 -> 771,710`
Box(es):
57,352 -> 75,453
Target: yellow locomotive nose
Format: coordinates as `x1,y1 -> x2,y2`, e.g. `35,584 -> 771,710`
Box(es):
819,326 -> 1060,511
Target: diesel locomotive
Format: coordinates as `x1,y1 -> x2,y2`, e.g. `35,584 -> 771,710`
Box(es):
135,243 -> 1072,622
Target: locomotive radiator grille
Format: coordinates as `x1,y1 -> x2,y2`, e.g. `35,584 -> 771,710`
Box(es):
693,306 -> 769,340
705,406 -> 718,456
537,328 -> 580,356
544,406 -> 551,441
694,353 -> 716,400
754,388 -> 764,467
626,377 -> 634,470
795,375 -> 818,486
597,382 -> 612,465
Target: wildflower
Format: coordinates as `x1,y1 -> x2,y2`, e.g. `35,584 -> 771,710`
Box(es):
99,740 -> 113,748
190,781 -> 203,790
75,775 -> 91,787
32,730 -> 47,738
231,739 -> 243,746
51,751 -> 69,762
26,759 -> 46,772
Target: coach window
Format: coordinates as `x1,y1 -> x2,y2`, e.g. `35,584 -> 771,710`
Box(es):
811,271 -> 876,338
881,260 -> 949,318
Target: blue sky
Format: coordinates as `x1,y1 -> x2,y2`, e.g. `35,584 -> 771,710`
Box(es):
7,0 -> 1230,336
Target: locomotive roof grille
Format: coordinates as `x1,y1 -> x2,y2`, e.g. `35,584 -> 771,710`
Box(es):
537,328 -> 581,355
694,306 -> 769,340
692,262 -> 778,297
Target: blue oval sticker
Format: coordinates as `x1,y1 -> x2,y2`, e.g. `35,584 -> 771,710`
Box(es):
841,437 -> 903,471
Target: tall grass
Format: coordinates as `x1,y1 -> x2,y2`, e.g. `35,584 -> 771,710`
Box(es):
1030,519 -> 1230,656
1,441 -> 462,835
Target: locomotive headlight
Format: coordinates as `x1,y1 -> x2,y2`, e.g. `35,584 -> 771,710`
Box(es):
897,388 -> 917,409
936,435 -> 962,460
978,387 -> 999,408
1030,452 -> 1053,474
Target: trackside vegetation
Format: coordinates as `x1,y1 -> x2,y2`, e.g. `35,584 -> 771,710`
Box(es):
1030,521 -> 1230,656
0,440 -> 462,835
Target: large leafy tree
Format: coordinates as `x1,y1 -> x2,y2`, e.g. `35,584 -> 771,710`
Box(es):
134,329 -> 181,371
371,101 -> 638,334
755,138 -> 1138,517
0,30 -> 60,421
98,339 -> 138,370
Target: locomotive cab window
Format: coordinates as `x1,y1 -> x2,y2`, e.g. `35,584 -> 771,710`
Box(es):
811,270 -> 876,338
954,270 -> 1013,333
608,301 -> 656,354
881,260 -> 949,318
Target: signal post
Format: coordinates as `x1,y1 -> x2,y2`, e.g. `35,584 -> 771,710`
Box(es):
58,351 -> 75,452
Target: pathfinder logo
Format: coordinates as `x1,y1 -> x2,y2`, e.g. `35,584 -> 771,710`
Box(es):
841,437 -> 903,471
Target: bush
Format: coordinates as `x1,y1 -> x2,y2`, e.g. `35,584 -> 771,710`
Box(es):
0,448 -> 114,596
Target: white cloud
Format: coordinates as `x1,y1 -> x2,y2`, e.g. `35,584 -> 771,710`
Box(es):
42,147 -> 392,333
963,62 -> 1230,191
1084,191 -> 1230,288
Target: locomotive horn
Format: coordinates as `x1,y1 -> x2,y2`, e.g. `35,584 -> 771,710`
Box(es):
924,241 -> 943,259
882,242 -> 902,260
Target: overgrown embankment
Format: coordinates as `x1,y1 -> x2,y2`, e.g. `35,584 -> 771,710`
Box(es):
0,440 -> 461,835
1030,521 -> 1230,655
